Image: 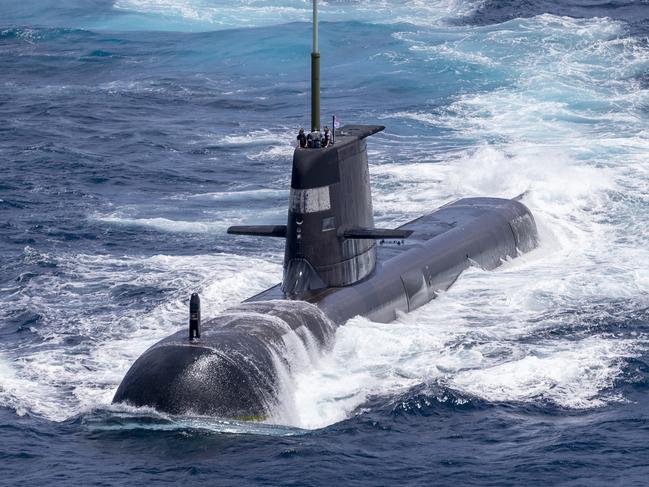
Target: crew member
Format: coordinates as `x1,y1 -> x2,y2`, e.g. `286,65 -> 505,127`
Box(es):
307,131 -> 322,148
297,128 -> 307,148
323,126 -> 331,147
311,131 -> 321,148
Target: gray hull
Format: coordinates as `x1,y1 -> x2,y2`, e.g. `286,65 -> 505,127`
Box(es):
113,196 -> 538,419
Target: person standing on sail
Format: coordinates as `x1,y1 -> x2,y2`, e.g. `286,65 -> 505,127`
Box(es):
297,128 -> 307,148
322,126 -> 331,147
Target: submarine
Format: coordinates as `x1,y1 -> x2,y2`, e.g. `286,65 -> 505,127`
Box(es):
113,1 -> 539,420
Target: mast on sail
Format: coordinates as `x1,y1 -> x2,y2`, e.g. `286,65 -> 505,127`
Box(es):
311,0 -> 320,133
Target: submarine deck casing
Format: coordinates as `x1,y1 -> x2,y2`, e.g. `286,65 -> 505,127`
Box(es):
113,126 -> 538,419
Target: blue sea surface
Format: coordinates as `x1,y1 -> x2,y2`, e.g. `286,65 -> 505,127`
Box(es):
2,0 -> 649,485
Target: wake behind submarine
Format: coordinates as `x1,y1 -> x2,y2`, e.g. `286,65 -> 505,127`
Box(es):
113,1 -> 539,420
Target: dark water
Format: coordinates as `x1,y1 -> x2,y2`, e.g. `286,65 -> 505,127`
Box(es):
2,0 -> 649,485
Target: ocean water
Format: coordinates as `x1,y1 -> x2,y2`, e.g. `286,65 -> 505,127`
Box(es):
2,0 -> 649,484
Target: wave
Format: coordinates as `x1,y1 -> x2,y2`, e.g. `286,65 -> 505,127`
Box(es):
0,249 -> 281,421
180,188 -> 289,202
281,13 -> 649,429
387,383 -> 486,417
93,214 -> 229,233
80,406 -> 306,436
112,0 -> 482,31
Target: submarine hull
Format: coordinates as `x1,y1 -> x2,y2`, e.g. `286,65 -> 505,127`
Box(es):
113,196 -> 538,419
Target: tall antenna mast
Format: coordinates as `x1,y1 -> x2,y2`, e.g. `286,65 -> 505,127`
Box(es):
311,0 -> 320,132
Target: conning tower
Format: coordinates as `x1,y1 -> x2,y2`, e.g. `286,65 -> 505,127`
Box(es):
284,125 -> 392,293
229,126 -> 411,295
228,0 -> 410,295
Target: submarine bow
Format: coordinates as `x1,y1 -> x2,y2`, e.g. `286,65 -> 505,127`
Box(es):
113,300 -> 335,419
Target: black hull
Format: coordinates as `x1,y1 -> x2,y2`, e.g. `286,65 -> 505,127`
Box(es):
113,197 -> 538,419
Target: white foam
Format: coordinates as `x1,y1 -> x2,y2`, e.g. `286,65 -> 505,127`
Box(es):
181,188 -> 289,202
83,406 -> 305,436
216,129 -> 284,147
0,251 -> 282,421
248,144 -> 295,161
280,14 -> 649,429
112,0 -> 480,30
210,127 -> 298,162
0,355 -> 59,418
95,215 -> 229,233
93,208 -> 285,233
451,337 -> 634,408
